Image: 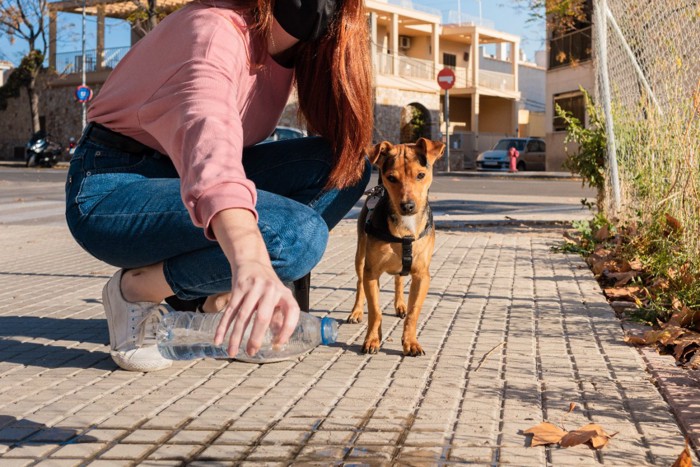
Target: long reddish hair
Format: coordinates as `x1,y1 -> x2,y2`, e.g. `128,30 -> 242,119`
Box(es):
241,0 -> 374,189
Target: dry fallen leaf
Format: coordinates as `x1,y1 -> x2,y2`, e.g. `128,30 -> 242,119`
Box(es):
568,402 -> 577,413
688,352 -> 700,370
625,320 -> 700,367
560,423 -> 614,449
604,270 -> 637,287
665,213 -> 683,234
523,422 -> 567,447
668,305 -> 700,329
650,277 -> 670,292
604,286 -> 642,301
594,225 -> 610,242
524,421 -> 615,450
672,440 -> 692,467
563,231 -> 580,244
587,248 -> 611,266
627,258 -> 643,271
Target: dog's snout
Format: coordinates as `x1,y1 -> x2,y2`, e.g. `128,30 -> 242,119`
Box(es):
400,201 -> 416,214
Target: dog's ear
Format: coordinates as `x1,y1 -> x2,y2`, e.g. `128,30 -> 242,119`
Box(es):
416,138 -> 446,166
369,141 -> 393,166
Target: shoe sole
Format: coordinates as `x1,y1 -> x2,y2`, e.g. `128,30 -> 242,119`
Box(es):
102,276 -> 119,354
111,349 -> 172,372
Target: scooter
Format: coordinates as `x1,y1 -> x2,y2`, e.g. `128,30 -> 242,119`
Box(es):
25,131 -> 63,168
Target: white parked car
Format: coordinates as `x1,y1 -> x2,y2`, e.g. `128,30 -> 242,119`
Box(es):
261,126 -> 307,143
475,137 -> 546,171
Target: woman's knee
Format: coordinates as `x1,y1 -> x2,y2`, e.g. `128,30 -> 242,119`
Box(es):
272,212 -> 329,282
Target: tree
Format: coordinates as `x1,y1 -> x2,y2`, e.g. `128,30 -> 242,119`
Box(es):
127,0 -> 184,39
0,0 -> 51,133
512,0 -> 588,37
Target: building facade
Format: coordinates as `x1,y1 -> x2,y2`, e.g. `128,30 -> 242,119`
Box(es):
1,0 -> 531,169
544,0 -> 595,170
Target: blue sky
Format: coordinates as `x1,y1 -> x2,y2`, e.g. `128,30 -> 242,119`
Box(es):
0,0 -> 545,65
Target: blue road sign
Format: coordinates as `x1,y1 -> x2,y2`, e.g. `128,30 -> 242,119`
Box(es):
75,85 -> 93,103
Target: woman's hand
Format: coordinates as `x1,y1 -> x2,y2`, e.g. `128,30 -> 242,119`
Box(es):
210,208 -> 300,357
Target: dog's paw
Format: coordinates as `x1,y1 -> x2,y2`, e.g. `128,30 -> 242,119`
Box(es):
402,340 -> 425,357
346,310 -> 363,324
362,338 -> 381,354
395,304 -> 407,319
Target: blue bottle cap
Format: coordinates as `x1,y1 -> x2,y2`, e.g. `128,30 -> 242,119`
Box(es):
320,316 -> 339,345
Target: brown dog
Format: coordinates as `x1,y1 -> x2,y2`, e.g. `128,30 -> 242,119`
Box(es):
347,138 -> 445,356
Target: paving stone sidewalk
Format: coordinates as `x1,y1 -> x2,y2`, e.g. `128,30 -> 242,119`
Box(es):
0,222 -> 695,466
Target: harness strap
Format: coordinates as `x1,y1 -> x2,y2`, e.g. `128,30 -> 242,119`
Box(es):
363,185 -> 433,277
400,237 -> 414,276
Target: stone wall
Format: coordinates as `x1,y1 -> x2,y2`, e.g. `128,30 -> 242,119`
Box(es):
374,87 -> 440,145
0,75 -> 105,161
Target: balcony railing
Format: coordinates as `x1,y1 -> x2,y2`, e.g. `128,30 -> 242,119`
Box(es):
454,67 -> 471,88
376,52 -> 435,81
54,46 -> 130,74
548,26 -> 593,70
56,45 -> 517,94
479,69 -> 515,92
376,53 -> 516,93
382,0 -> 441,17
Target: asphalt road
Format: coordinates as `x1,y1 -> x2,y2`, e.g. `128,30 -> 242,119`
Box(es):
0,165 -> 596,226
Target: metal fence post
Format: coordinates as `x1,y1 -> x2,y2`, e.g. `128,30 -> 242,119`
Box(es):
595,0 -> 622,213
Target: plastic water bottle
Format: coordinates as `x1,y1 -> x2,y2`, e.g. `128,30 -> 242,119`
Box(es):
156,311 -> 339,363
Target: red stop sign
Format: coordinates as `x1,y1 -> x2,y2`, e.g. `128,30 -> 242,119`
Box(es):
437,68 -> 456,90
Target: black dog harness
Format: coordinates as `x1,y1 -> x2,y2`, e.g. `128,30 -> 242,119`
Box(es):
363,185 -> 433,276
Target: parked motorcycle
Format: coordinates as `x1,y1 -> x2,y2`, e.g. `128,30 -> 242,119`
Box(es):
67,137 -> 77,156
25,131 -> 63,168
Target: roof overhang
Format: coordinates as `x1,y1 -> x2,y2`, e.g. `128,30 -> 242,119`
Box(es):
49,0 -> 186,19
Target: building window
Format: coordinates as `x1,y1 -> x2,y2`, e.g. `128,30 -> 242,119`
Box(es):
443,53 -> 457,69
553,93 -> 585,131
547,0 -> 593,69
548,27 -> 593,69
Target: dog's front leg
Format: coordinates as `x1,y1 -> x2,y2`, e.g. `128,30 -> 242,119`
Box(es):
362,271 -> 383,354
347,235 -> 367,323
402,274 -> 429,356
394,275 -> 407,318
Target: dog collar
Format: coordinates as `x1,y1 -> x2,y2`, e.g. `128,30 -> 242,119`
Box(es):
273,0 -> 342,42
363,185 -> 433,276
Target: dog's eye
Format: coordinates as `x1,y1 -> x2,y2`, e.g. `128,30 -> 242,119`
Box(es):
417,173 -> 426,180
386,175 -> 398,183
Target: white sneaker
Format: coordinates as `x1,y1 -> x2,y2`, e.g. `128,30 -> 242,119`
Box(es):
102,270 -> 173,372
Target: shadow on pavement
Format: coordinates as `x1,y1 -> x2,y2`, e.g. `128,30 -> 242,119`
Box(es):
0,339 -> 114,370
0,316 -> 115,370
0,316 -> 107,344
0,415 -> 97,446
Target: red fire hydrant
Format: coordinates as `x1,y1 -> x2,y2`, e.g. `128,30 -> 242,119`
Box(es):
508,146 -> 520,172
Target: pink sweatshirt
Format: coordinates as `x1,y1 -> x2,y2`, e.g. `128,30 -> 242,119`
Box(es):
88,2 -> 294,238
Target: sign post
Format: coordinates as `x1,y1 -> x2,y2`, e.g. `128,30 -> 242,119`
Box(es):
81,0 -> 87,129
437,67 -> 456,172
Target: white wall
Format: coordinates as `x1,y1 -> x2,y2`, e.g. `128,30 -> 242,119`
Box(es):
545,61 -> 595,170
0,62 -> 13,87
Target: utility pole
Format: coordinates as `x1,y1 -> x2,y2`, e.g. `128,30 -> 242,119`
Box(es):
81,0 -> 87,129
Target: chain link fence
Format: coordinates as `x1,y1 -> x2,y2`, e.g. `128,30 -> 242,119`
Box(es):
595,0 -> 700,253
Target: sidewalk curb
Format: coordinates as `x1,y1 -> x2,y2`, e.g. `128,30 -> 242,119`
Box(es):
435,171 -> 581,181
434,219 -> 572,230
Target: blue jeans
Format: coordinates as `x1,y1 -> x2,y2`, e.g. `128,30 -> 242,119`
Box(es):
65,135 -> 371,300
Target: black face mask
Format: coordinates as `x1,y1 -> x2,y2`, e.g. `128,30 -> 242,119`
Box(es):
273,0 -> 341,42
